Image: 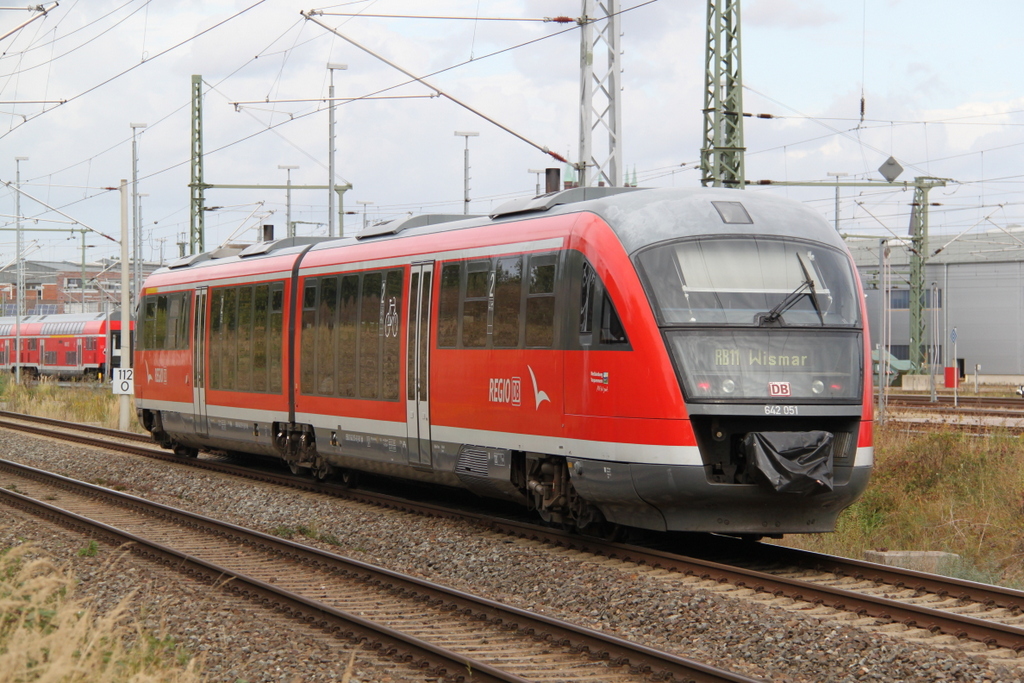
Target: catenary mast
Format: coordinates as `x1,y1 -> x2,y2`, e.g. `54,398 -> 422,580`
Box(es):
701,0 -> 745,188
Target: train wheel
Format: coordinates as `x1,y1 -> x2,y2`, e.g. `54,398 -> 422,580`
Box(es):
173,444 -> 198,459
311,456 -> 334,481
581,521 -> 625,542
338,469 -> 360,488
287,461 -> 304,476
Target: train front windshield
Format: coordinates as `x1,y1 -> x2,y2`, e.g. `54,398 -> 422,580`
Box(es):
638,236 -> 863,402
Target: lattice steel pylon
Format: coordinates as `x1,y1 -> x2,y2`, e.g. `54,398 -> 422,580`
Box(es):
578,0 -> 622,187
189,74 -> 206,255
700,0 -> 745,188
907,177 -> 947,370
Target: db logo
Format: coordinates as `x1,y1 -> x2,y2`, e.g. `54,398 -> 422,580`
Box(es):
768,381 -> 791,397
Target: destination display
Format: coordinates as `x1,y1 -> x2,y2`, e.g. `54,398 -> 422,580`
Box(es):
667,329 -> 863,401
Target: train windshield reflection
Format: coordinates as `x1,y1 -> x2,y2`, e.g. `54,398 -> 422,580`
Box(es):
638,236 -> 861,326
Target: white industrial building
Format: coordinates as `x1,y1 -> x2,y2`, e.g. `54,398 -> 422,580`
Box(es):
847,229 -> 1024,383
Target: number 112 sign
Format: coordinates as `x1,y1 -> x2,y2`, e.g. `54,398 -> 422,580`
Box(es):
112,368 -> 134,395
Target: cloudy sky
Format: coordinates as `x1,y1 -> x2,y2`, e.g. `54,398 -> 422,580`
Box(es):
1,0 -> 1022,266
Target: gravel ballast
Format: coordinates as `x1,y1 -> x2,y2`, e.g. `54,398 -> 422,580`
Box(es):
0,429 -> 1020,683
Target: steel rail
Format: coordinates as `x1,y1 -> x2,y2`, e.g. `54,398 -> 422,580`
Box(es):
0,485 -> 523,683
6,411 -> 1024,652
734,541 -> 1024,613
0,458 -> 762,683
0,409 -> 152,443
480,522 -> 1024,652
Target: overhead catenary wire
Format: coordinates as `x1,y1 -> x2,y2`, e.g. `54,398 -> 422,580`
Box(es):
13,0 -> 600,217
0,0 -> 269,140
2,0 -> 1022,266
302,10 -> 568,164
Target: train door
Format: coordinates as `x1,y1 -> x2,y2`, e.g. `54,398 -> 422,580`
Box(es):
405,263 -> 433,467
192,287 -> 208,437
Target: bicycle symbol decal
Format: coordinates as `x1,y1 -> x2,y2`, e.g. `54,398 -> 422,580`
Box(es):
384,297 -> 400,337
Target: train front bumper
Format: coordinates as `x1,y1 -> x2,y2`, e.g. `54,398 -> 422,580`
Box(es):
569,458 -> 871,534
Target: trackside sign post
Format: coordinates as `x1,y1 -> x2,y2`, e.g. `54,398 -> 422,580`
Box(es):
117,180 -> 131,431
112,368 -> 134,395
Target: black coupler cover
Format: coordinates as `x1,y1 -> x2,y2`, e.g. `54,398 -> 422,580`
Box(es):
744,431 -> 834,495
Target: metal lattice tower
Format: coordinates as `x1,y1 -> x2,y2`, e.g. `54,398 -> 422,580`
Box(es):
189,74 -> 206,255
578,0 -> 622,187
907,177 -> 947,370
701,0 -> 745,188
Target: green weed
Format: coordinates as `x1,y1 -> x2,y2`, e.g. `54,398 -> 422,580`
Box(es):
77,541 -> 99,558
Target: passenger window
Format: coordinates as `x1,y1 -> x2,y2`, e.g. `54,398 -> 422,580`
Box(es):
142,297 -> 157,350
300,281 -> 318,394
359,272 -> 382,399
177,293 -> 191,351
268,283 -> 284,393
222,288 -> 238,391
437,264 -> 461,347
317,277 -> 338,395
600,291 -> 628,345
494,256 -> 522,348
580,259 -> 596,346
382,269 -> 403,400
237,286 -> 253,392
462,260 -> 491,348
337,275 -> 359,397
526,253 -> 557,348
252,284 -> 269,393
154,295 -> 168,349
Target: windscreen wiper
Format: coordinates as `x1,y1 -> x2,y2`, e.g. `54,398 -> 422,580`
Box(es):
762,253 -> 825,324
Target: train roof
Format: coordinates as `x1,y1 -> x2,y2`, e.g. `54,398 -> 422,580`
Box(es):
0,311 -> 117,326
152,186 -> 844,276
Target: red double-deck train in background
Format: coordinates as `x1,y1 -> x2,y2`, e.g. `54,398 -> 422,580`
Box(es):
0,312 -> 131,379
135,186 -> 873,537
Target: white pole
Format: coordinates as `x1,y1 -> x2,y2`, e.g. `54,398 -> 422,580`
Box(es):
130,123 -> 146,308
455,131 -> 478,215
328,76 -> 335,238
119,180 -> 131,431
327,63 -> 346,238
528,169 -> 544,196
14,156 -> 26,385
278,165 -> 298,238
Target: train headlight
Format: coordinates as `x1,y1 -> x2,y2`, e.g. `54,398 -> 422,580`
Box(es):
811,380 -> 824,394
721,379 -> 736,394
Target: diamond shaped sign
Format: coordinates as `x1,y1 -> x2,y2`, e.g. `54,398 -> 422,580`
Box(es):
878,156 -> 903,182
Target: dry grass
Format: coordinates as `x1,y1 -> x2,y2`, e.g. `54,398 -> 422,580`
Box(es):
0,377 -> 142,433
0,544 -> 204,682
781,423 -> 1024,586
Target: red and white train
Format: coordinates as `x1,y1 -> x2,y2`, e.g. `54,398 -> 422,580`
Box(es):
135,186 -> 873,536
0,312 -> 131,379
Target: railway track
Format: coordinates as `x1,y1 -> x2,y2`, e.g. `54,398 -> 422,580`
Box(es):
4,411 -> 1024,668
0,458 -> 757,683
881,393 -> 1024,433
886,394 -> 1024,410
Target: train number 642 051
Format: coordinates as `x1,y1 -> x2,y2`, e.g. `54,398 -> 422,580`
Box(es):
764,405 -> 799,415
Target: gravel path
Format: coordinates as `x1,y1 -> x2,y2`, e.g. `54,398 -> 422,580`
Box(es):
0,429 -> 1020,683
